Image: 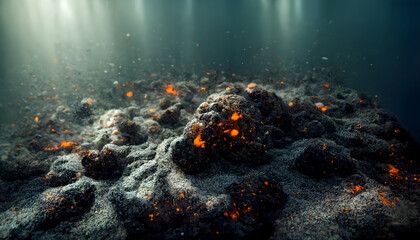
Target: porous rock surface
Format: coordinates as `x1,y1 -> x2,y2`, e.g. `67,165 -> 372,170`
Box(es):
0,68 -> 419,240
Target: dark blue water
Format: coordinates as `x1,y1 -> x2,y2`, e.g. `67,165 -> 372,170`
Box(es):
0,0 -> 419,141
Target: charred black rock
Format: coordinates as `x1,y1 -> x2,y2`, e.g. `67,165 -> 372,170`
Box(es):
245,85 -> 291,131
81,148 -> 122,180
75,99 -> 93,119
171,137 -> 212,174
116,120 -> 147,145
46,169 -> 78,187
173,94 -> 270,173
158,103 -> 181,126
294,139 -> 355,178
227,176 -> 287,220
36,181 -> 95,230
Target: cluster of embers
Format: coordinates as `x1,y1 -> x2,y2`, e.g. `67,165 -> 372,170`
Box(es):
172,84 -> 291,173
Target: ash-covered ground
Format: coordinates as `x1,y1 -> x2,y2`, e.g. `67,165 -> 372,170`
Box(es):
0,64 -> 419,240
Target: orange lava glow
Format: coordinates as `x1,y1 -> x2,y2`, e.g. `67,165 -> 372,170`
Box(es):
379,192 -> 396,205
288,102 -> 293,107
230,129 -> 239,137
324,84 -> 330,88
165,85 -> 179,95
35,116 -> 39,122
87,99 -> 94,104
231,112 -> 243,121
321,106 -> 328,112
126,91 -> 133,97
194,133 -> 206,148
350,185 -> 364,194
224,209 -> 240,219
388,164 -> 401,179
60,141 -> 76,147
247,83 -> 257,88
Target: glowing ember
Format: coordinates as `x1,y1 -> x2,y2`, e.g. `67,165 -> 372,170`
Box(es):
321,106 -> 328,112
35,116 -> 39,122
230,129 -> 239,137
60,141 -> 76,147
324,84 -> 330,88
247,83 -> 257,88
87,99 -> 94,104
350,185 -> 364,194
378,192 -> 396,205
288,102 -> 293,107
165,85 -> 179,96
126,91 -> 133,97
388,164 -> 400,179
194,133 -> 206,148
231,112 -> 243,121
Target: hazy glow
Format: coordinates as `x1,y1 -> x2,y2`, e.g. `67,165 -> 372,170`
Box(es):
1,0 -> 112,67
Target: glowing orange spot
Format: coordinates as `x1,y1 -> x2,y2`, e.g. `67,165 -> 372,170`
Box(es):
359,99 -> 363,103
281,82 -> 284,84
231,112 -> 243,121
226,87 -> 230,90
29,96 -> 33,100
87,99 -> 93,104
394,129 -> 401,133
206,72 -> 211,75
288,102 -> 293,107
126,91 -> 133,97
35,117 -> 39,122
248,83 -> 257,88
230,129 -> 239,137
321,106 -> 328,112
64,130 -> 68,132
165,85 -> 179,96
194,133 -> 206,148
91,89 -> 94,92
198,88 -> 206,92
74,86 -> 78,92
264,181 -> 268,186
11,123 -> 15,127
379,192 -> 395,205
149,214 -> 154,221
388,164 -> 400,179
61,141 -> 76,147
324,84 -> 330,88
351,185 -> 364,194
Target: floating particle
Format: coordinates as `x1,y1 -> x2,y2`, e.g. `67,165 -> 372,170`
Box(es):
126,91 -> 133,97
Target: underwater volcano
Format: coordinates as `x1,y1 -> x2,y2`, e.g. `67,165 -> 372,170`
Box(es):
0,66 -> 419,239
1,0 -> 420,239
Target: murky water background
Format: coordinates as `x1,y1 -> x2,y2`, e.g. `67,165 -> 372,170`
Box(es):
0,0 -> 419,140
